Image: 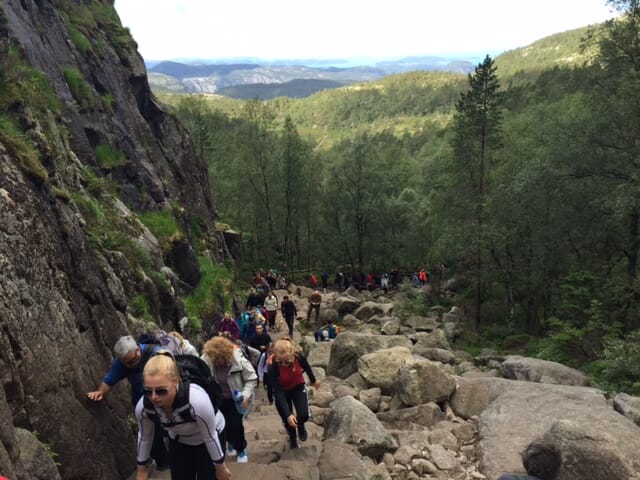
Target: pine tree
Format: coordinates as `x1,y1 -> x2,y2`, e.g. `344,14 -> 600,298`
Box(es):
450,54 -> 504,331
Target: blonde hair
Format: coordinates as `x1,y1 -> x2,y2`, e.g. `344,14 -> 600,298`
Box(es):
143,352 -> 180,383
202,336 -> 235,366
273,338 -> 300,370
168,331 -> 185,345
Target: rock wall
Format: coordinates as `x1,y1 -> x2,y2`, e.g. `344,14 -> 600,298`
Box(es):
0,1 -> 222,478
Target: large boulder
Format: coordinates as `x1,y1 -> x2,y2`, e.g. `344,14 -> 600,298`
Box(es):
450,378 -> 489,419
541,420 -> 638,480
353,302 -> 395,321
475,378 -> 640,479
332,296 -> 361,315
307,341 -> 332,369
500,355 -> 588,386
15,428 -> 62,480
413,329 -> 451,350
327,332 -> 412,379
357,347 -> 414,393
613,392 -> 640,427
376,402 -> 445,429
395,357 -> 457,406
324,395 -> 398,460
318,439 -> 368,480
402,314 -> 440,332
414,347 -> 456,364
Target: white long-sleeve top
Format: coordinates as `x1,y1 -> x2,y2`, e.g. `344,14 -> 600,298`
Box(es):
264,294 -> 278,312
135,383 -> 226,464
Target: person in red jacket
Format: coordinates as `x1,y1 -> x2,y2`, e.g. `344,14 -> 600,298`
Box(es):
265,338 -> 320,449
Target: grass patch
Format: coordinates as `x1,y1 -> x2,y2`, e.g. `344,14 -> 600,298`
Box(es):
51,186 -> 71,201
94,144 -> 128,169
138,209 -> 182,251
101,93 -> 113,113
62,67 -> 94,109
130,294 -> 153,321
182,257 -> 233,331
0,115 -> 48,184
67,24 -> 92,54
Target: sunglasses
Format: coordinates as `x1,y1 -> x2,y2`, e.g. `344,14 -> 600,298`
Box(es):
276,359 -> 291,366
143,387 -> 170,397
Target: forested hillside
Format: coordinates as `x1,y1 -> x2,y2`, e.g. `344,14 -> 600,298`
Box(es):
159,4 -> 640,394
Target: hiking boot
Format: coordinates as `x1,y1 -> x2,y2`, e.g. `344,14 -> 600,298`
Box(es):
226,445 -> 237,457
237,449 -> 248,463
297,424 -> 307,442
289,436 -> 298,449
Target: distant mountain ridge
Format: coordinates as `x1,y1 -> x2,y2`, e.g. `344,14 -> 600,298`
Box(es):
147,55 -> 477,98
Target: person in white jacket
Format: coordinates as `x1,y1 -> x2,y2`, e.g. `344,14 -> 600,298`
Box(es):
263,292 -> 279,331
135,353 -> 231,480
201,336 -> 257,463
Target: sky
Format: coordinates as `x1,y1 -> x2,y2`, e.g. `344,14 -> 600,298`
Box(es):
113,0 -> 619,62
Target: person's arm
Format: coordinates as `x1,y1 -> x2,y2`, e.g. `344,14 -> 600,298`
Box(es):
135,397 -> 155,478
297,354 -> 319,387
238,355 -> 258,406
87,382 -> 111,401
88,358 -> 125,400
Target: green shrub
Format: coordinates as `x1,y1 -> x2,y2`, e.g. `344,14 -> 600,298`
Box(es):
67,24 -> 92,54
94,144 -> 128,169
0,115 -> 48,184
130,294 -> 152,320
591,330 -> 640,393
62,67 -> 94,108
138,209 -> 182,250
182,257 -> 233,331
101,93 -> 113,113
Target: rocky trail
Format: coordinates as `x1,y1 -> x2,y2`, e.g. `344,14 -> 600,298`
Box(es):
138,285 -> 640,480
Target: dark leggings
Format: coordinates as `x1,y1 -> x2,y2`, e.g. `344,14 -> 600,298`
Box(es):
220,398 -> 247,452
168,438 -> 215,480
285,315 -> 295,336
274,383 -> 310,439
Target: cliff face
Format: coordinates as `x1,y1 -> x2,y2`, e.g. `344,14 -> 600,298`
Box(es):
0,1 -> 221,479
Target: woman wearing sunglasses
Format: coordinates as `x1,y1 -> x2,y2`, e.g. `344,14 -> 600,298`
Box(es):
134,353 -> 231,480
265,338 -> 320,449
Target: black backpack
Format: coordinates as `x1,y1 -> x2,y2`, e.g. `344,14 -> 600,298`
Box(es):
143,354 -> 224,425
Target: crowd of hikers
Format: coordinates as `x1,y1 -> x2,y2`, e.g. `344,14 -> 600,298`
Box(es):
86,272 -> 325,480
83,265 -> 452,480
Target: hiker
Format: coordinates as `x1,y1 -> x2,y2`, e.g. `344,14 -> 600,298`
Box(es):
307,290 -> 322,324
242,308 -> 265,342
168,331 -> 199,356
334,271 -> 343,291
380,273 -> 389,294
280,295 -> 297,337
249,324 -> 272,385
218,312 -> 240,340
201,336 -> 257,464
498,442 -> 561,480
321,271 -> 329,292
135,353 -> 231,480
313,319 -> 340,342
265,338 -> 320,449
263,291 -> 278,331
88,335 -> 169,471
